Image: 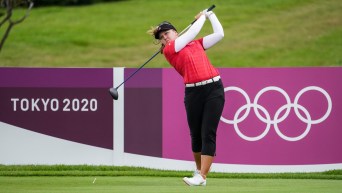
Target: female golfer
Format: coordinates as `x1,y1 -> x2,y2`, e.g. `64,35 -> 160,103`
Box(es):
149,10 -> 225,186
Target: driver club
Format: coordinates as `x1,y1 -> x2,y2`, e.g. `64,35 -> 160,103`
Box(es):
109,5 -> 216,100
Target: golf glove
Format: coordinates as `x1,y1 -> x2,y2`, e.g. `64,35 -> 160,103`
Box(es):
205,11 -> 214,18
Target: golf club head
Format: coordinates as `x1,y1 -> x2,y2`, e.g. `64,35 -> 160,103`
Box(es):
109,88 -> 119,100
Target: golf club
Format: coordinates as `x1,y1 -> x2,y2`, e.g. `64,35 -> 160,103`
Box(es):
109,5 -> 216,100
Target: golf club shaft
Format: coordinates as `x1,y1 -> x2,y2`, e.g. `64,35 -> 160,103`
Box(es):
114,5 -> 216,90
165,5 -> 216,40
115,49 -> 160,89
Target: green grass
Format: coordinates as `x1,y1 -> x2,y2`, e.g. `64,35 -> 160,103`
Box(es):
0,0 -> 341,67
1,165 -> 342,180
1,166 -> 341,193
1,177 -> 341,193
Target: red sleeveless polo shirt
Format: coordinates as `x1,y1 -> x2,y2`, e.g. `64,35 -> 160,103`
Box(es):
163,38 -> 219,84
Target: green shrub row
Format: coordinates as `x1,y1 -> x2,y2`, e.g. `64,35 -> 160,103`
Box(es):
35,0 -> 126,7
0,165 -> 342,180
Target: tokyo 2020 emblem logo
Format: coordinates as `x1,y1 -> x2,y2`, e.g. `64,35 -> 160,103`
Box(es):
220,86 -> 332,142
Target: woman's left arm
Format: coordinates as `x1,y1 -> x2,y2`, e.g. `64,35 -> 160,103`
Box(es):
203,12 -> 224,49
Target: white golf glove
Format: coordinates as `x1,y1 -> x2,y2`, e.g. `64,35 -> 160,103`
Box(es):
205,11 -> 214,18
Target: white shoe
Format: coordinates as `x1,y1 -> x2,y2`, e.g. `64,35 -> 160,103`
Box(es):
193,169 -> 200,176
183,173 -> 206,186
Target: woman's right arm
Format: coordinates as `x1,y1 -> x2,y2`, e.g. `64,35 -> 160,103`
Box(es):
174,14 -> 206,53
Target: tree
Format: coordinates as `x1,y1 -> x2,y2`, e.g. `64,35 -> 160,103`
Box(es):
0,0 -> 33,52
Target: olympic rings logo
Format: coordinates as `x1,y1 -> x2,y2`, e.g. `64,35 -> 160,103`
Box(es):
220,86 -> 332,142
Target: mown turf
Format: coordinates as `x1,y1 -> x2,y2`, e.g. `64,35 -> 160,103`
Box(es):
1,166 -> 341,192
1,176 -> 341,193
0,0 -> 341,67
1,165 -> 342,180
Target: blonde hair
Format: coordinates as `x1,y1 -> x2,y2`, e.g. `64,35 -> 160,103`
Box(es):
147,26 -> 158,37
147,26 -> 165,54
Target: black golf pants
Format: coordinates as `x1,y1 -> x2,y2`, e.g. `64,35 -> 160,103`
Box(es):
184,80 -> 225,156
